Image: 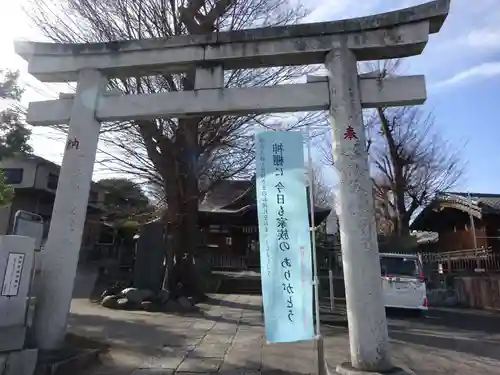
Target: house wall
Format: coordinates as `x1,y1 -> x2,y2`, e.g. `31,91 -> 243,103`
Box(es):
1,156 -> 106,205
0,205 -> 12,235
35,162 -> 106,204
0,192 -> 52,236
439,224 -> 488,251
202,225 -> 232,253
0,159 -> 37,188
34,161 -> 60,192
200,225 -> 253,256
433,212 -> 500,252
455,275 -> 500,310
0,184 -> 103,251
6,191 -> 103,254
82,215 -> 104,247
0,156 -> 113,262
424,208 -> 490,252
6,190 -> 54,238
484,215 -> 500,251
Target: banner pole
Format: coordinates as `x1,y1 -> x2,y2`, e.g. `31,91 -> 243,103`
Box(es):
306,126 -> 328,375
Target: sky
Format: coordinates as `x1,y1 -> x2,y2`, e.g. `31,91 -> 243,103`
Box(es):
0,0 -> 499,193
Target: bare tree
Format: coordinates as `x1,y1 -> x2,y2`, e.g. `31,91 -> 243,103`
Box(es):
371,106 -> 464,236
372,175 -> 396,236
27,0 -> 318,295
310,165 -> 333,209
320,60 -> 464,237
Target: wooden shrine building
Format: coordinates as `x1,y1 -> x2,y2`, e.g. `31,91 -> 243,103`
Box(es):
197,179 -> 331,269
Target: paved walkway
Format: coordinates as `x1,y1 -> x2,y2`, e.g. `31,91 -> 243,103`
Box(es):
70,294 -> 314,374
69,293 -> 500,375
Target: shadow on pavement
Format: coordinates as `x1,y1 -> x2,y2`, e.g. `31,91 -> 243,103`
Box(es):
387,308 -> 500,361
423,308 -> 500,334
68,312 -> 189,360
86,359 -> 319,375
320,307 -> 500,362
388,326 -> 500,361
203,295 -> 263,312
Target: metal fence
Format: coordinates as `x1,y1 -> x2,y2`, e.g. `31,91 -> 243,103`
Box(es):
203,252 -> 248,270
316,247 -> 500,277
417,249 -> 500,292
202,246 -> 500,277
421,249 -> 500,274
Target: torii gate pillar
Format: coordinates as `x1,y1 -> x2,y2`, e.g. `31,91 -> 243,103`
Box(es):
33,69 -> 106,349
326,47 -> 391,372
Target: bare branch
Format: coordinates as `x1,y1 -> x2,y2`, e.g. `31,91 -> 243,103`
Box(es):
371,104 -> 465,235
318,59 -> 465,236
26,0 -> 311,197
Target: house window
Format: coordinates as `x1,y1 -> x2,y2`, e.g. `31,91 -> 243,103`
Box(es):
209,225 -> 221,233
209,225 -> 228,234
47,173 -> 59,190
1,168 -> 23,184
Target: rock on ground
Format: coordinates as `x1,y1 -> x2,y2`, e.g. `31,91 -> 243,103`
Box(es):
121,288 -> 154,304
178,296 -> 194,308
141,301 -> 156,312
157,289 -> 170,304
116,298 -> 130,309
101,295 -> 119,309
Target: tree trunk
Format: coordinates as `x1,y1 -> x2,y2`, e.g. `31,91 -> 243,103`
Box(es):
399,213 -> 411,236
377,108 -> 410,237
163,170 -> 180,290
164,173 -> 200,297
177,119 -> 203,298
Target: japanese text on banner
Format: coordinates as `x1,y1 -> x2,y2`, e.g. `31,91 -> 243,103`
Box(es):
255,131 -> 314,343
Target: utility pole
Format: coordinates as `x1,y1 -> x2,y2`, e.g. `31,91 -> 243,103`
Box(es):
306,126 -> 328,375
467,193 -> 483,272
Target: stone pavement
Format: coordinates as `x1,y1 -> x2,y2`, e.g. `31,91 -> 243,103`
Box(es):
69,294 -> 500,375
70,294 -> 318,375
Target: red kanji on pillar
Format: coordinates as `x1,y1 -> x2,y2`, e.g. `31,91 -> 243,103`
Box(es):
343,126 -> 358,140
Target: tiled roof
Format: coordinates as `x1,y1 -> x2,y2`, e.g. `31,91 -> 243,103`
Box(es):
411,191 -> 500,231
440,192 -> 500,215
199,180 -> 252,212
198,178 -> 331,221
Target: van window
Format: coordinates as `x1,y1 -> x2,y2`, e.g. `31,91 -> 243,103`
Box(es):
380,256 -> 418,277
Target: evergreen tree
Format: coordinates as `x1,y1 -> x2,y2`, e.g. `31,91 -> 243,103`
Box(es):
0,69 -> 33,205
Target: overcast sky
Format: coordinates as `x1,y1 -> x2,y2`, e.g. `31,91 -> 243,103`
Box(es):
1,0 -> 499,193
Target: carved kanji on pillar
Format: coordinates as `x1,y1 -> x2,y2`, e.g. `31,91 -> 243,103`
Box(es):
66,137 -> 79,150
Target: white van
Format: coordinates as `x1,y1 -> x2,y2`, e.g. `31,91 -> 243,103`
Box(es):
380,253 -> 428,314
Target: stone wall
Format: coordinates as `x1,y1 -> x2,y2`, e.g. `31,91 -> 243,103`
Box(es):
427,288 -> 458,307
454,275 -> 500,310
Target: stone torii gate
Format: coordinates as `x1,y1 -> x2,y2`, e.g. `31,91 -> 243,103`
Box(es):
15,0 -> 450,372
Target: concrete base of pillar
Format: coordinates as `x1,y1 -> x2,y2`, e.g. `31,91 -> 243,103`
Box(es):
0,325 -> 27,352
0,349 -> 38,375
336,362 -> 414,375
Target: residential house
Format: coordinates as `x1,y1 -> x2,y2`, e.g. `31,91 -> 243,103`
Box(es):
411,192 -> 500,253
0,154 -> 107,257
